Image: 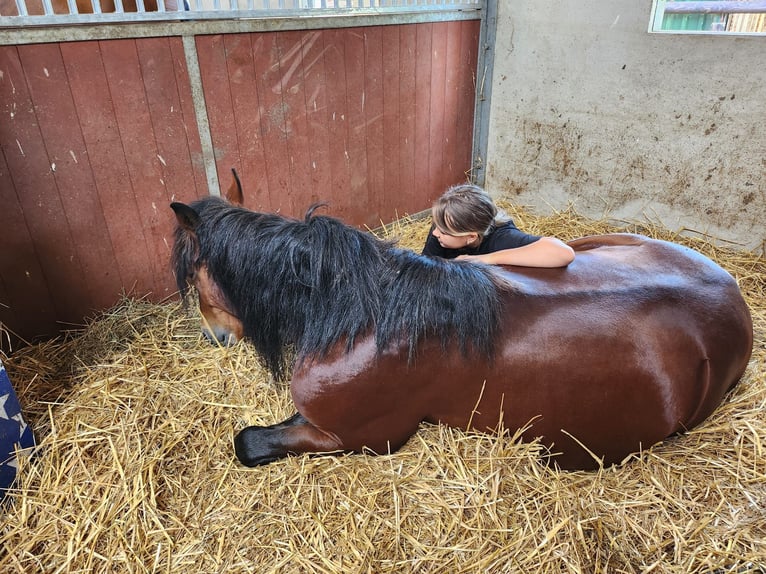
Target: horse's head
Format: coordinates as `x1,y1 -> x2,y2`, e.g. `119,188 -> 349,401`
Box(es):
170,170 -> 245,346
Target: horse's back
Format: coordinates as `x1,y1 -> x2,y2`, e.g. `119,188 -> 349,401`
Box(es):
500,233 -> 745,301
499,232 -> 752,381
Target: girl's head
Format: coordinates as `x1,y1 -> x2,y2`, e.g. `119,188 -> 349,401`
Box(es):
430,184 -> 499,249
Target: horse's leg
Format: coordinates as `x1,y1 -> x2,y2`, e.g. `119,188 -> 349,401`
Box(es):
233,413 -> 344,467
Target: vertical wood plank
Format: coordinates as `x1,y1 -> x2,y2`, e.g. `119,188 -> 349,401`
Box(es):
428,21 -> 448,202
323,28 -> 352,221
362,26 -> 384,229
380,24 -> 401,223
23,43 -> 125,314
140,36 -> 207,297
343,27 -> 370,226
0,275 -> 18,347
277,30 -> 315,215
302,30 -> 332,210
414,23 -> 433,205
443,19 -> 463,188
397,24 -> 418,217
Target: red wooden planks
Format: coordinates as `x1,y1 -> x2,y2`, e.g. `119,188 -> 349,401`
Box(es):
136,37 -> 203,208
2,37 -> 217,345
362,26 -> 384,229
6,44 -> 100,328
414,23 -> 433,208
195,35 -> 241,203
443,20 -> 463,189
2,21 -> 480,346
322,28 -> 352,222
397,24 -> 418,218
137,36 -> 206,298
220,33 -> 270,209
21,43 -> 125,316
0,47 -> 56,339
302,30 -> 333,211
99,39 -> 181,299
342,28 -> 370,227
61,40 -> 154,301
380,24 -> 402,223
428,22 -> 448,203
0,126 -> 56,342
252,32 -> 293,216
169,37 -> 207,205
196,23 -> 479,228
276,30 -> 316,216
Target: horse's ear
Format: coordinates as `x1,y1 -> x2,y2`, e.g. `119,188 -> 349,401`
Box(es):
171,202 -> 200,231
225,168 -> 244,206
305,202 -> 329,222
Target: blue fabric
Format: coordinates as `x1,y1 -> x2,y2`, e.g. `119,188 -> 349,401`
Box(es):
0,362 -> 35,499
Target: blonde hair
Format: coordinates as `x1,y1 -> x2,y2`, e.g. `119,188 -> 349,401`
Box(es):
431,184 -> 509,239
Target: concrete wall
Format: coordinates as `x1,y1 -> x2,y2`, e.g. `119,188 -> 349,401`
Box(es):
485,0 -> 765,252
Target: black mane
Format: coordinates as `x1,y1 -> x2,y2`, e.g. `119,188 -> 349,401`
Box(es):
173,197 -> 509,378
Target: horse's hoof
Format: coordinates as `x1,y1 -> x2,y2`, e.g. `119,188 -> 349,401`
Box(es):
233,426 -> 281,466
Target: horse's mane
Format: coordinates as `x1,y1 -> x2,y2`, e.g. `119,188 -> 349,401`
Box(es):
173,197 -> 509,378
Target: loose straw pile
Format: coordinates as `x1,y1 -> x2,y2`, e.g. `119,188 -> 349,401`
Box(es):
1,204 -> 764,573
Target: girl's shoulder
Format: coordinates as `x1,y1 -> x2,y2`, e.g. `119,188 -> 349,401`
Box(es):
494,218 -> 520,231
481,221 -> 540,252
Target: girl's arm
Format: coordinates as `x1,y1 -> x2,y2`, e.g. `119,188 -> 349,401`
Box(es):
457,237 -> 575,268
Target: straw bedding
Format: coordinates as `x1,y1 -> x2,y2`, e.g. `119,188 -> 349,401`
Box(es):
1,203 -> 765,573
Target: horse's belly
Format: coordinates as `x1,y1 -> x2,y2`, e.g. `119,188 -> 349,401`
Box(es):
426,291 -> 751,469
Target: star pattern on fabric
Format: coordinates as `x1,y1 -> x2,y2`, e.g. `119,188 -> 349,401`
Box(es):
0,392 -> 27,439
0,393 -> 9,421
11,413 -> 28,436
2,365 -> 35,496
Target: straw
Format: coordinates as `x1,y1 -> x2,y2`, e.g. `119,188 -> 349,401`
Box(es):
1,205 -> 764,574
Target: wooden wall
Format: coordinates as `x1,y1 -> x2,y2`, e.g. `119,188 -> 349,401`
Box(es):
0,20 -> 480,350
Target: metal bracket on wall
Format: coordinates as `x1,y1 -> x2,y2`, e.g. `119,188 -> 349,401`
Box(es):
182,34 -> 221,197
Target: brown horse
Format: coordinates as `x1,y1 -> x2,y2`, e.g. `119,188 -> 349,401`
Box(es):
170,176 -> 753,470
0,0 -> 182,16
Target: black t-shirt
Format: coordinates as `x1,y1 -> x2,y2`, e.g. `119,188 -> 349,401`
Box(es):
421,220 -> 540,259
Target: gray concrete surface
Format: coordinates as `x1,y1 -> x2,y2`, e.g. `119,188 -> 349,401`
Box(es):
485,0 -> 765,252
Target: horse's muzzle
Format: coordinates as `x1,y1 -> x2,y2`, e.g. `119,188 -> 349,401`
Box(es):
202,327 -> 238,347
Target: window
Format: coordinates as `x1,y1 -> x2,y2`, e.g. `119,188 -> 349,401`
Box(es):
650,0 -> 766,34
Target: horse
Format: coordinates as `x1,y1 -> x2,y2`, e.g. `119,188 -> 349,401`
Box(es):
170,175 -> 753,471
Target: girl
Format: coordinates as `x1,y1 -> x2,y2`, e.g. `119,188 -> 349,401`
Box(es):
422,184 -> 574,268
